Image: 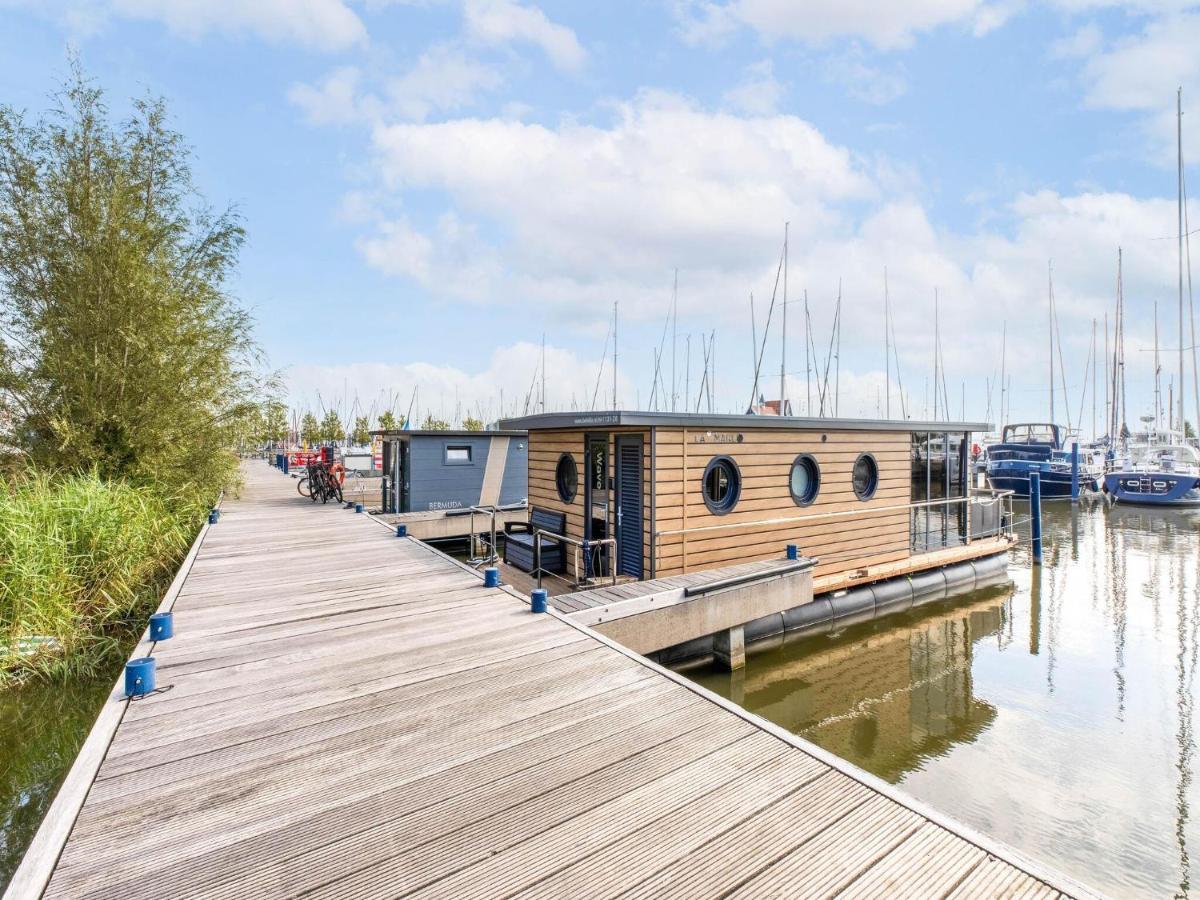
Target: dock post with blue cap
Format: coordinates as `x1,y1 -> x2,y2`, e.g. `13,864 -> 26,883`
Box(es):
149,611 -> 174,642
1030,468 -> 1043,564
124,657 -> 156,697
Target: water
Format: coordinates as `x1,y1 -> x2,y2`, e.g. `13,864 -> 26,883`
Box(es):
691,501 -> 1200,898
0,677 -> 110,891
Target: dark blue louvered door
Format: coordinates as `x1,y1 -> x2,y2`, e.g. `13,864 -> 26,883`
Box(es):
615,437 -> 643,578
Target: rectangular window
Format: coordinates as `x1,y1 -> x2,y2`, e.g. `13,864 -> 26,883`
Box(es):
444,444 -> 473,465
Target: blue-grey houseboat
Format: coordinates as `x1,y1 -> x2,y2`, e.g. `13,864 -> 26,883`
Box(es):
372,429 -> 529,540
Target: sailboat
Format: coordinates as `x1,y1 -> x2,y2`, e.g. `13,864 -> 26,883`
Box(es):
986,265 -> 1103,497
1103,89 -> 1200,508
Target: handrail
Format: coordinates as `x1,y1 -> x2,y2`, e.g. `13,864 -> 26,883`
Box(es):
467,505 -> 500,566
533,530 -> 618,590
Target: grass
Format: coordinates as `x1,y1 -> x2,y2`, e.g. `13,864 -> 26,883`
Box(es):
0,471 -> 204,685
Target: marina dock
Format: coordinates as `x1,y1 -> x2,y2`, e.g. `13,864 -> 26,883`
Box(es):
8,462 -> 1089,899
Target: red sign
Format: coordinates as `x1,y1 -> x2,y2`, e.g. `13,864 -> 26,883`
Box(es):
288,451 -> 322,469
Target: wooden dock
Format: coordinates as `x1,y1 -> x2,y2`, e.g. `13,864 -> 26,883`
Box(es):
8,462 -> 1092,899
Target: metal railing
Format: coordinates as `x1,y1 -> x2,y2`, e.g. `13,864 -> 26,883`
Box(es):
652,490 -> 1016,569
465,505 -> 502,566
534,531 -> 618,590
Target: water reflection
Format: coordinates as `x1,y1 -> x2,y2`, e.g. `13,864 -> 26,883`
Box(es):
0,678 -> 109,891
691,501 -> 1200,897
697,592 -> 1009,782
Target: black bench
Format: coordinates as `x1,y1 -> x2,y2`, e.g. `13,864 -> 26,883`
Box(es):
504,508 -> 567,574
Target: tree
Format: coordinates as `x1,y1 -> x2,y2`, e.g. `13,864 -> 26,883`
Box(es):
319,410 -> 344,444
421,414 -> 450,430
1187,421 -> 1196,439
0,62 -> 262,499
377,410 -> 398,431
300,412 -> 320,445
351,415 -> 371,445
265,401 -> 289,442
462,416 -> 484,431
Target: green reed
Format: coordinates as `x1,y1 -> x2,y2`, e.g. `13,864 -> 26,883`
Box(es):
0,472 -> 202,685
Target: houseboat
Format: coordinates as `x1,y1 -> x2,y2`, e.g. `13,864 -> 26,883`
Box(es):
371,428 -> 529,542
496,411 -> 1013,595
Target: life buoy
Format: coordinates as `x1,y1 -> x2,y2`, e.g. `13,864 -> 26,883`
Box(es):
330,462 -> 345,486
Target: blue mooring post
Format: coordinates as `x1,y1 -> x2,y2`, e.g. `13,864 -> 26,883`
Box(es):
355,503 -> 364,513
786,543 -> 798,561
282,455 -> 289,475
484,567 -> 500,588
1070,441 -> 1080,503
395,523 -> 407,538
1030,468 -> 1044,565
531,588 -> 548,613
208,508 -> 220,525
149,611 -> 173,642
124,657 -> 156,697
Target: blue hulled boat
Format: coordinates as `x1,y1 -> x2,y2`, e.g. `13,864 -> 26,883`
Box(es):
986,423 -> 1102,498
1103,433 -> 1200,507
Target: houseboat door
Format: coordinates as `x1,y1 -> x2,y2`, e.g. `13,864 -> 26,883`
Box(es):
614,435 -> 643,579
584,435 -> 608,577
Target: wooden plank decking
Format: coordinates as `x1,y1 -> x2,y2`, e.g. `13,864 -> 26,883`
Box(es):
15,462 -> 1091,899
552,559 -> 804,613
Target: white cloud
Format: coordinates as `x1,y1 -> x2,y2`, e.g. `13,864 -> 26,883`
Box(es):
822,45 -> 909,105
367,90 -> 872,313
290,45 -> 503,125
1050,21 -> 1103,59
722,59 -> 785,114
285,341 -> 636,423
463,0 -> 585,71
289,66 -> 375,125
111,0 -> 366,50
1077,13 -> 1200,112
676,0 -> 1004,50
387,43 -> 504,120
355,217 -> 434,281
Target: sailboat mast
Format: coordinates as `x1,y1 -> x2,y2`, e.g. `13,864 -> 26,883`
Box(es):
1155,300 -> 1162,429
1092,319 -> 1098,440
613,300 -> 618,411
884,268 -> 891,419
1180,87 -> 1187,435
672,269 -> 678,412
780,222 -> 788,414
1104,312 -> 1110,439
804,290 -> 811,415
1048,260 -> 1055,424
1000,321 -> 1007,425
933,290 -> 940,419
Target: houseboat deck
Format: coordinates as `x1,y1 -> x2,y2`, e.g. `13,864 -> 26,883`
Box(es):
9,462 -> 1088,900
553,559 -> 802,613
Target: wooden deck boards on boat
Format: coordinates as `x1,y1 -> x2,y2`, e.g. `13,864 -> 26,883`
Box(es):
24,462 -> 1081,899
552,559 -> 799,613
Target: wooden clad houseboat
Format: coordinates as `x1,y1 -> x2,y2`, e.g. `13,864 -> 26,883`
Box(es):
497,411 -> 1013,595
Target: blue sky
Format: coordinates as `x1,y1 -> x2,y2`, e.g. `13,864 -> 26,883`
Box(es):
2,0 -> 1199,433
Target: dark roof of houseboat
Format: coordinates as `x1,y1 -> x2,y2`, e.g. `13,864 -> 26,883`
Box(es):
369,429 -> 527,438
497,411 -> 991,433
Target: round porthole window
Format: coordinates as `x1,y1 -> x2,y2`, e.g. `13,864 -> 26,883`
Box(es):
555,453 -> 578,503
852,453 -> 879,501
789,454 -> 820,506
702,456 -> 741,515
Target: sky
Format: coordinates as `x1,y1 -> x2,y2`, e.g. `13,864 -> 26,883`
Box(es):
2,0 -> 1200,434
